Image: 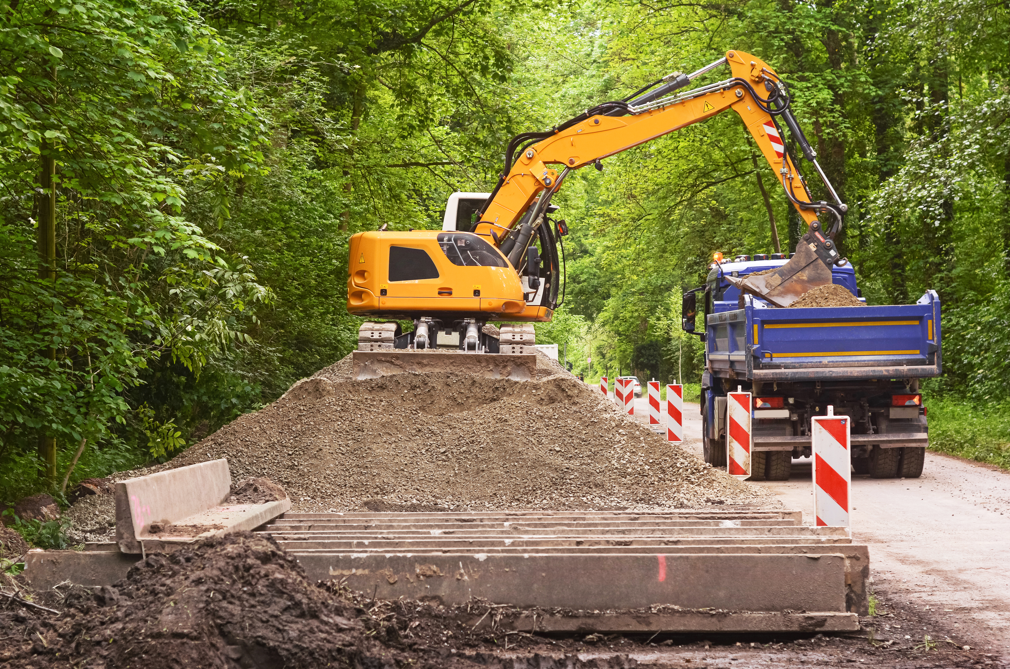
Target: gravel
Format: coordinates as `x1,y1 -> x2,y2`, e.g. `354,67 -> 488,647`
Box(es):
166,351 -> 763,512
64,493 -> 116,544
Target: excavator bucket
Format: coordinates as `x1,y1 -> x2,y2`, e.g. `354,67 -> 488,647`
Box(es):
728,241 -> 832,308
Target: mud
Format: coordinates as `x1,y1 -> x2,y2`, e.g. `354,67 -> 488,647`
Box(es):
165,352 -> 760,511
789,283 -> 865,308
0,533 -> 636,669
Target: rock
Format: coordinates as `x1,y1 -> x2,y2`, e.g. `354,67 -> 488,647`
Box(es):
12,494 -> 60,523
67,477 -> 113,505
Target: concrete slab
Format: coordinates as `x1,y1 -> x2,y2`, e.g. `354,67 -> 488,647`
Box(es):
23,549 -> 138,590
300,553 -> 849,613
466,611 -> 859,634
352,350 -> 537,381
115,458 -> 290,553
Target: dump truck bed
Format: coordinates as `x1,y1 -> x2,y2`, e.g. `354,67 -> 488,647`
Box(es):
707,290 -> 941,382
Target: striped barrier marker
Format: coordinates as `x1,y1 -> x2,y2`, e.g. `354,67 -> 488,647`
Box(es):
726,391 -> 752,479
600,376 -> 608,398
812,406 -> 851,528
615,378 -> 626,408
624,380 -> 635,416
648,381 -> 661,425
666,384 -> 683,442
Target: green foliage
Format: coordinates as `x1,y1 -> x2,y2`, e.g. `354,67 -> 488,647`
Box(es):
2,0 -> 1010,495
1,511 -> 73,551
925,398 -> 1010,471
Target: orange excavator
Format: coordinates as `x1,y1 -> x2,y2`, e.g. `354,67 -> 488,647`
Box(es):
347,51 -> 847,355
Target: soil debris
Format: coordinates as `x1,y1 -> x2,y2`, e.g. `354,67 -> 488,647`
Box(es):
789,283 -> 865,308
64,493 -> 115,544
167,351 -> 760,511
0,533 -> 636,669
0,527 -> 27,560
229,477 -> 288,504
10,495 -> 59,523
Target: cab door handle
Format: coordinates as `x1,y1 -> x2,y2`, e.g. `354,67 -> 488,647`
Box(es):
438,288 -> 453,296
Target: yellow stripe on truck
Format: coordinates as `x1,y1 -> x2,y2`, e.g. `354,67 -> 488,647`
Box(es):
773,350 -> 920,358
764,320 -> 918,329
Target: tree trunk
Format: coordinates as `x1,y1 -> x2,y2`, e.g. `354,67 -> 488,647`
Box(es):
37,144 -> 57,481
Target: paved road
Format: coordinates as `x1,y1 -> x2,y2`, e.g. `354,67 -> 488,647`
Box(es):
624,392 -> 1010,657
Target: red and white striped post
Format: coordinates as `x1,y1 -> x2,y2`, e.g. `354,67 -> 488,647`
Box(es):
600,376 -> 608,398
727,390 -> 752,479
666,384 -> 683,442
624,379 -> 635,415
615,378 -> 626,409
648,381 -> 661,425
812,406 -> 851,528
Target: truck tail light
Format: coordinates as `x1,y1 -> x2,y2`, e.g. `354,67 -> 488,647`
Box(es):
754,397 -> 784,409
892,394 -> 921,407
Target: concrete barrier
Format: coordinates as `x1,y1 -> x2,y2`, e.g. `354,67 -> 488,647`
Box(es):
115,459 -> 290,554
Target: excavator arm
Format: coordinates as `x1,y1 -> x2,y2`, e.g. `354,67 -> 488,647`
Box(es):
473,50 -> 846,307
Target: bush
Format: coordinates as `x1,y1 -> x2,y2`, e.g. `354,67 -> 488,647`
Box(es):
1,510 -> 73,551
926,397 -> 1010,471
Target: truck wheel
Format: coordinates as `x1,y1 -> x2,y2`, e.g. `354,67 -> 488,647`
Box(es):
703,436 -> 727,468
868,446 -> 900,478
852,457 -> 870,475
749,452 -> 767,481
765,451 -> 792,481
899,447 -> 926,478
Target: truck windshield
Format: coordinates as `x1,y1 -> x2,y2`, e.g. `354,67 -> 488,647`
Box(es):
437,233 -> 507,267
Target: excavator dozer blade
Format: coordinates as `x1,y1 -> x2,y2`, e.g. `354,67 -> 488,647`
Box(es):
352,350 -> 537,382
728,239 -> 832,307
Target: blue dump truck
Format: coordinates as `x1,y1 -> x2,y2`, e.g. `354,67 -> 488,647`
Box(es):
682,254 -> 941,480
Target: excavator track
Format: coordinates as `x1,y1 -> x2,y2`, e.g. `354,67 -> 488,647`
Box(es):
357,321 -> 398,351
498,323 -> 535,355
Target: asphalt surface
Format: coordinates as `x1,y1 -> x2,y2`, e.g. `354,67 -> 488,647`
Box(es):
624,392 -> 1010,660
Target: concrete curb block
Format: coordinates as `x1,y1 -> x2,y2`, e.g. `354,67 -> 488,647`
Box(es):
114,458 -> 291,554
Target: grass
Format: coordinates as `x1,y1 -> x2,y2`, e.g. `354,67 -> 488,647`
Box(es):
925,397 -> 1010,471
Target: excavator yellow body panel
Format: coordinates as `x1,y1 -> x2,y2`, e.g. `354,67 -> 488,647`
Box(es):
347,230 -> 551,322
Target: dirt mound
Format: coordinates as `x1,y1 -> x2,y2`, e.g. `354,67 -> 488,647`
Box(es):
0,527 -> 27,560
0,533 -> 636,669
167,351 -> 759,511
229,477 -> 287,504
790,283 -> 864,308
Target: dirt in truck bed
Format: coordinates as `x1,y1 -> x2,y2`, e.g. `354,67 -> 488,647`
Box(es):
0,533 -> 995,668
789,283 -> 865,308
159,351 -> 760,512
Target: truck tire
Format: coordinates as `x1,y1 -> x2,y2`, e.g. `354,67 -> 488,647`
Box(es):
852,457 -> 870,475
703,435 -> 727,468
868,446 -> 900,478
765,451 -> 792,480
749,452 -> 767,480
899,447 -> 926,478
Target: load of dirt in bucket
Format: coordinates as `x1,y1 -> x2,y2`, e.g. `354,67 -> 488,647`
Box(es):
165,351 -> 759,512
0,533 -> 636,669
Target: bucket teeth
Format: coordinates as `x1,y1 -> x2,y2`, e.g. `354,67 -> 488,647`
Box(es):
358,322 -> 398,351
499,323 -> 535,354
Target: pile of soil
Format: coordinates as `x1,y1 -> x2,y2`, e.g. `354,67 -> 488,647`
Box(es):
168,352 -> 759,511
0,528 -> 27,561
229,477 -> 288,504
0,533 -> 635,669
790,283 -> 865,308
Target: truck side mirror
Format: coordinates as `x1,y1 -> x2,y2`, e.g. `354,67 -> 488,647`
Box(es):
682,291 -> 697,333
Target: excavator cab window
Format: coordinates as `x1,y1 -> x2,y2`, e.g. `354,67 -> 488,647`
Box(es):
437,232 -> 508,267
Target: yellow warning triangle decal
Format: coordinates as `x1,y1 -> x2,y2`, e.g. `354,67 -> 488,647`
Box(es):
358,253 -> 365,264
703,101 -> 715,112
